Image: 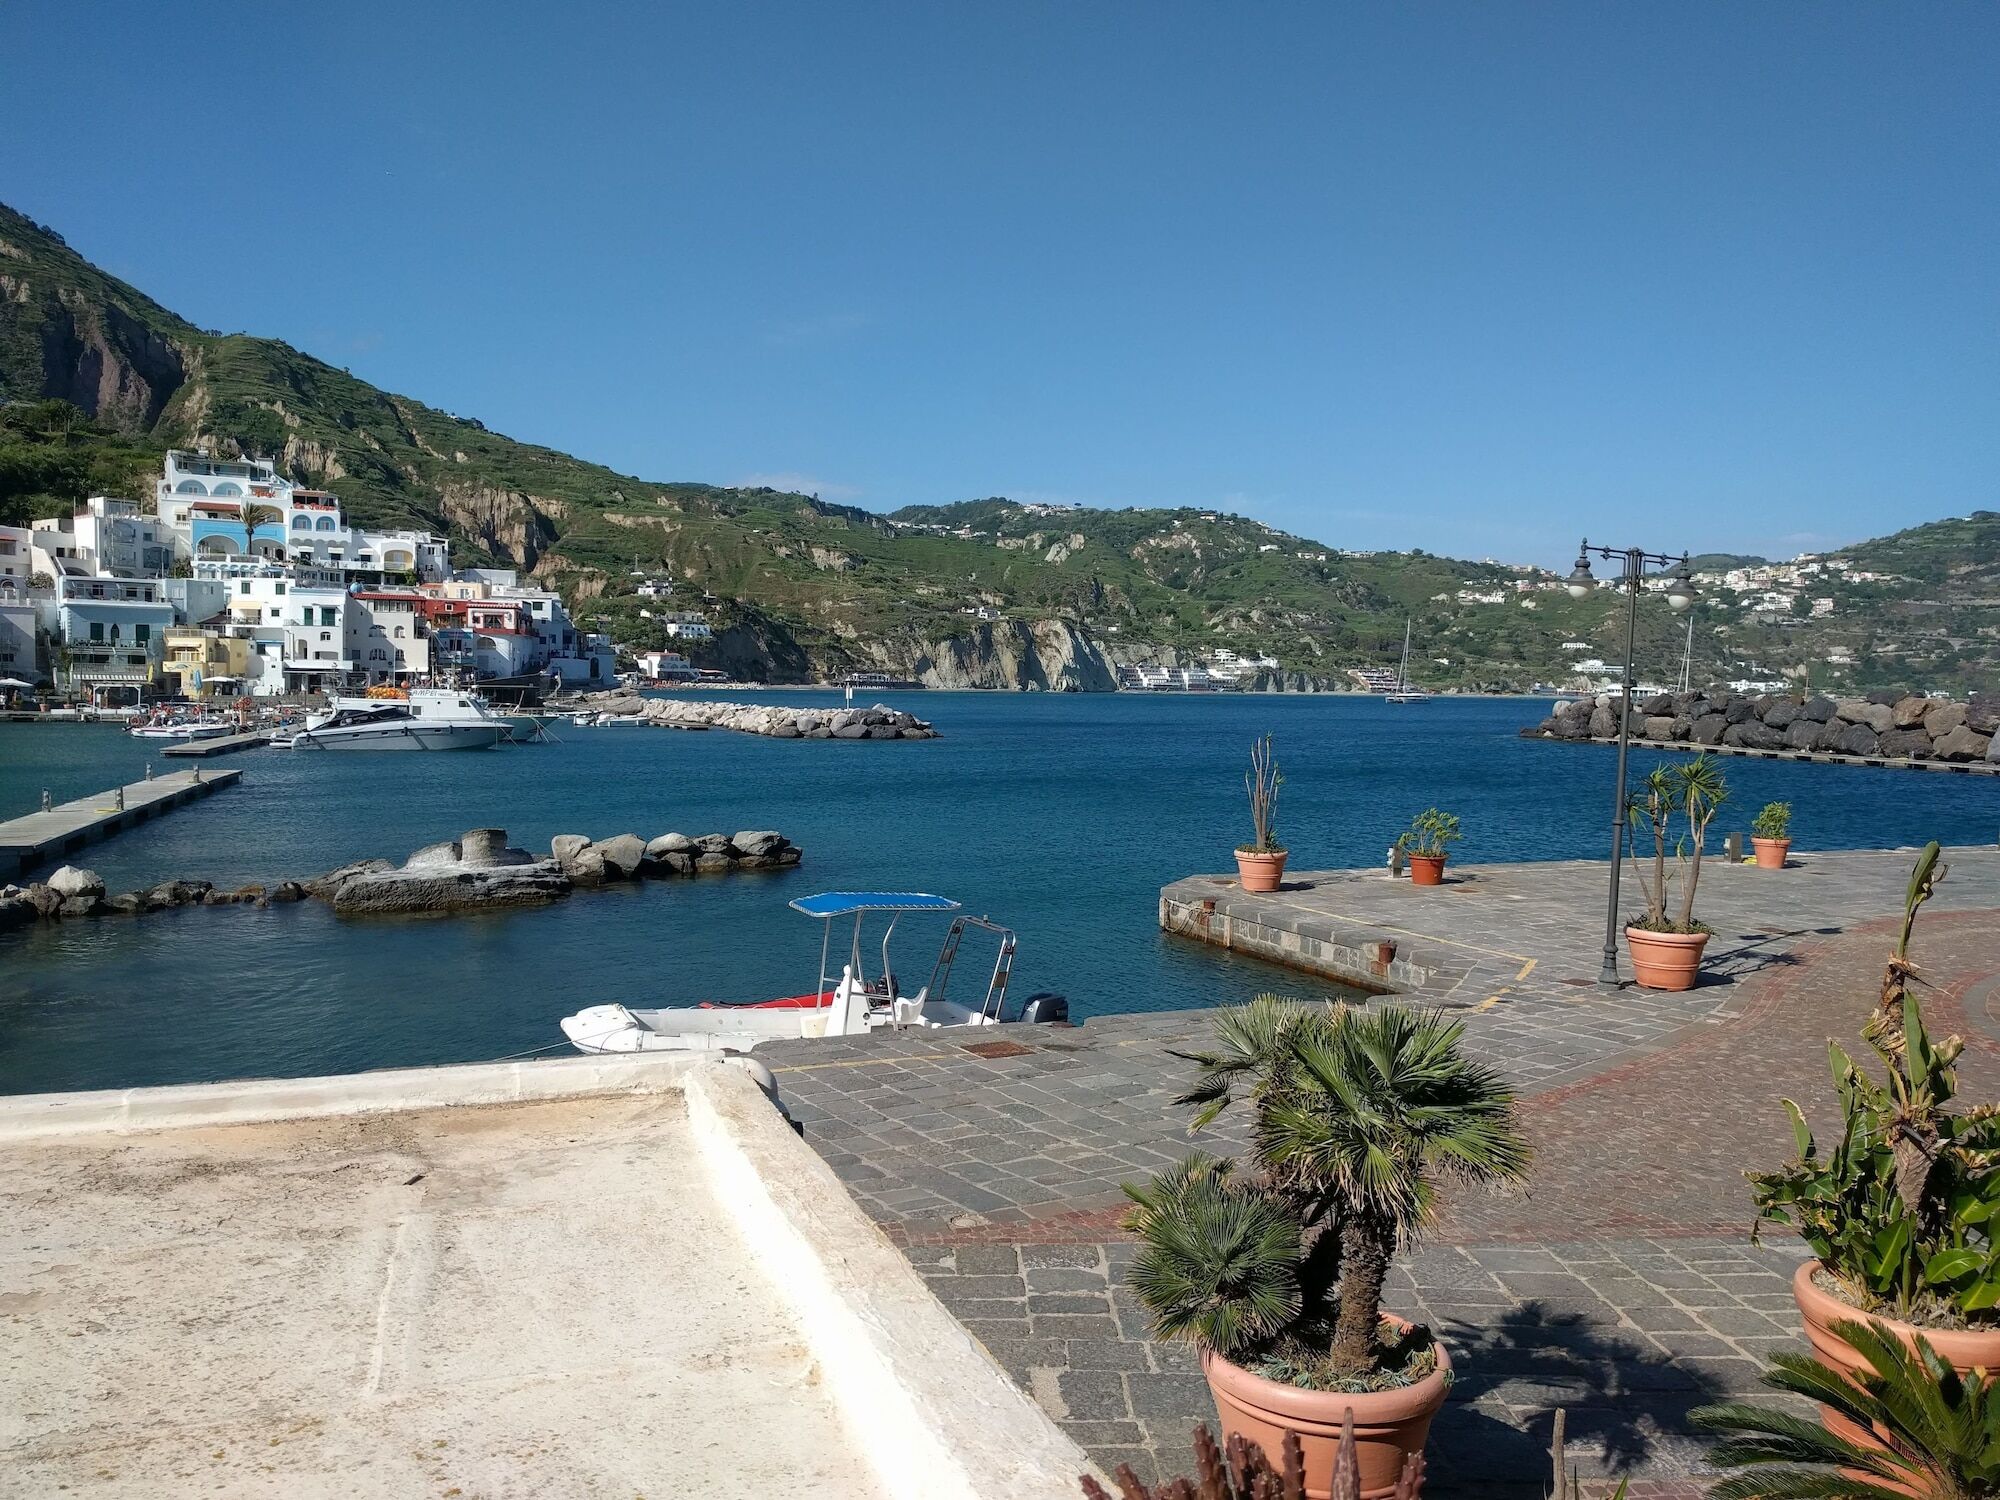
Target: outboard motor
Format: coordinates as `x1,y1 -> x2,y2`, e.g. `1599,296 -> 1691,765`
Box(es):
1016,991 -> 1069,1025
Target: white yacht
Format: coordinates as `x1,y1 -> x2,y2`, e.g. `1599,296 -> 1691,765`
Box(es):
293,688 -> 507,751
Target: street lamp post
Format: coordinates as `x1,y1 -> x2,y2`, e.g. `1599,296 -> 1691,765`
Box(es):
1565,541 -> 1700,985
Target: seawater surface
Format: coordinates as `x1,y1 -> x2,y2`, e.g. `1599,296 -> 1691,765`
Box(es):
5,691 -> 1998,1096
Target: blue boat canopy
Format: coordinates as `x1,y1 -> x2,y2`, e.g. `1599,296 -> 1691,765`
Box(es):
789,891 -> 962,918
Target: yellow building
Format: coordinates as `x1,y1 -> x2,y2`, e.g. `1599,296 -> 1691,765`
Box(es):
161,626 -> 251,700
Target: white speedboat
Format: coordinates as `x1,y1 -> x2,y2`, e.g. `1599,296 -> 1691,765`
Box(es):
293,688 -> 507,751
128,714 -> 233,741
561,892 -> 1069,1055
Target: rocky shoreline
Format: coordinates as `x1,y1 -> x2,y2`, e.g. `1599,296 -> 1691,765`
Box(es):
1526,688 -> 2000,764
0,826 -> 802,927
562,692 -> 937,739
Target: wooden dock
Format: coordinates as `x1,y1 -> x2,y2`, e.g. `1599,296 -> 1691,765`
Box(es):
162,730 -> 272,758
0,769 -> 241,880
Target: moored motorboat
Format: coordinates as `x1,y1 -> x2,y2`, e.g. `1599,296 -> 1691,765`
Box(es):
128,713 -> 233,740
293,687 -> 507,751
560,891 -> 1068,1055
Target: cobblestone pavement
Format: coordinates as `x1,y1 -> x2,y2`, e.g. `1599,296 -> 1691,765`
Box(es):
765,847 -> 2000,1496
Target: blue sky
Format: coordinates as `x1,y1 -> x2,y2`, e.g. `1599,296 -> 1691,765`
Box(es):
3,2 -> 1994,564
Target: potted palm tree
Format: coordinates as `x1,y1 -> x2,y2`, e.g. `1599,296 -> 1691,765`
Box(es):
1694,1318 -> 2000,1496
1235,735 -> 1287,893
1395,809 -> 1460,887
1123,997 -> 1529,1497
1747,843 -> 2000,1439
1624,754 -> 1729,990
1751,801 -> 1793,870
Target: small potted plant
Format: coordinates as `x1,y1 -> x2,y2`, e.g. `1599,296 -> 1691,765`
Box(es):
1395,809 -> 1460,887
1624,754 -> 1728,990
1123,997 -> 1529,1495
1750,801 -> 1792,869
1235,734 -> 1287,893
1746,843 -> 2000,1441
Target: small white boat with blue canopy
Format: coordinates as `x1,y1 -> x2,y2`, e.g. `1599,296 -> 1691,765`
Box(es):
559,891 -> 1068,1055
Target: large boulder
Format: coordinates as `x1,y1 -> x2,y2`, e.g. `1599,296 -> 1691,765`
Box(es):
646,833 -> 693,857
592,834 -> 648,880
1725,721 -> 1784,751
1783,719 -> 1822,751
731,830 -> 786,857
1923,702 -> 1968,739
1724,698 -> 1757,725
1643,716 -> 1678,741
692,834 -> 735,855
1812,718 -> 1847,752
47,865 -> 105,902
329,861 -> 572,915
1934,726 -> 1993,763
1967,694 -> 2000,735
1877,728 -> 1932,759
1639,692 -> 1674,717
1800,696 -> 1839,723
1892,696 -> 1931,729
1763,699 -> 1799,728
1868,689 -> 1902,707
551,835 -> 593,870
303,861 -> 390,899
1836,723 -> 1880,757
1689,714 -> 1728,745
1858,703 -> 1897,734
832,722 -> 870,740
693,852 -> 735,874
655,850 -> 696,875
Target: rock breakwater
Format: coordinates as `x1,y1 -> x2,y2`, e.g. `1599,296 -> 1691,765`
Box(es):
568,693 -> 937,739
1527,688 -> 2000,765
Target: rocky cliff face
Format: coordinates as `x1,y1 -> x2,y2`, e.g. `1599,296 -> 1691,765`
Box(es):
1,274 -> 187,429
867,619 -> 1119,691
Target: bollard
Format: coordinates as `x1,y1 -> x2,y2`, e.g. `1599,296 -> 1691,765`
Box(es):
145,763 -> 153,781
1725,830 -> 1745,864
191,766 -> 201,785
115,786 -> 125,811
1387,844 -> 1406,880
41,789 -> 52,812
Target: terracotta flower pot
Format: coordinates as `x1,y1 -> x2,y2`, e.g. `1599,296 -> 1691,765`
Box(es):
1752,837 -> 1792,870
1235,849 -> 1288,893
1201,1336 -> 1451,1500
1792,1260 -> 2000,1453
1407,854 -> 1448,887
1624,926 -> 1710,991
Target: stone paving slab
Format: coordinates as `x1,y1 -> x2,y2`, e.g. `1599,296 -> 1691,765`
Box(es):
764,847 -> 2000,1496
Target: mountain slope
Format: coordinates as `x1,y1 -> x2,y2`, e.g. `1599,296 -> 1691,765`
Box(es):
2,199 -> 1994,694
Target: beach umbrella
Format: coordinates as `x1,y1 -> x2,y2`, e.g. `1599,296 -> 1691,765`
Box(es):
0,676 -> 36,689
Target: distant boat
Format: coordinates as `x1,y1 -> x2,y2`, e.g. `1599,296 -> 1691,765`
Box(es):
1383,620 -> 1431,704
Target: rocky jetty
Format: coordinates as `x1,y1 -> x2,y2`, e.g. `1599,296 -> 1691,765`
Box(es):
568,692 -> 937,740
313,826 -> 801,913
314,828 -> 572,915
0,864 -> 304,927
1528,688 -> 2000,765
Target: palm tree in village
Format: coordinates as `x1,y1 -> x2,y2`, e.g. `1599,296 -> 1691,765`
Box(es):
239,501 -> 282,561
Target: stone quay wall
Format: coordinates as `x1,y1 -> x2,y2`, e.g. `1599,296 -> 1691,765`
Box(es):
1526,688 -> 2000,767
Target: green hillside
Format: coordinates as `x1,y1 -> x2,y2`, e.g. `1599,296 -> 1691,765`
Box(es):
2,199 -> 1994,693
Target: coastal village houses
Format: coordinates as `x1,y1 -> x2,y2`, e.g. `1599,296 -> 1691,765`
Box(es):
8,449 -> 616,703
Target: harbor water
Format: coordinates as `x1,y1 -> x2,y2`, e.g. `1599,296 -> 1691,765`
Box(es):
5,691 -> 1999,1097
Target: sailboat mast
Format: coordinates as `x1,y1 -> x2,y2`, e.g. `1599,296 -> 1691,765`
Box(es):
1399,619 -> 1412,688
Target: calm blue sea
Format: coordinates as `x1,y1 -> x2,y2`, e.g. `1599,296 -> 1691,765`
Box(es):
4,692 -> 1998,1097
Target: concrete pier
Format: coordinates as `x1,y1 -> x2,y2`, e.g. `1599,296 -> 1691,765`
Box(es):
161,729 -> 271,757
0,769 -> 241,879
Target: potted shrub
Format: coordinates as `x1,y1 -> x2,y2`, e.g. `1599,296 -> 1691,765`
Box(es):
1694,1318 -> 2000,1496
1746,843 -> 2000,1442
1624,754 -> 1729,991
1123,997 -> 1529,1497
1395,809 -> 1460,887
1235,735 -> 1287,893
1751,801 -> 1793,870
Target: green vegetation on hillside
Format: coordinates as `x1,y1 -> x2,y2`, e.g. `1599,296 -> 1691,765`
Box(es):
3,199 -> 1994,692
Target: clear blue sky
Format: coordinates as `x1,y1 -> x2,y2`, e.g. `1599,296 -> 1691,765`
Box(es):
3,2 -> 1994,564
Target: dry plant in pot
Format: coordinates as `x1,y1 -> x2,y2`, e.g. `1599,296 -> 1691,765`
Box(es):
1746,842 -> 2000,1450
1122,997 -> 1529,1499
1235,735 -> 1288,893
1624,754 -> 1728,991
